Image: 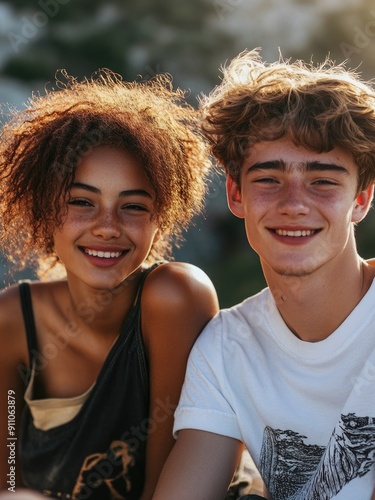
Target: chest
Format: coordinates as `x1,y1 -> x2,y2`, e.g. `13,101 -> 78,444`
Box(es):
30,319 -> 119,399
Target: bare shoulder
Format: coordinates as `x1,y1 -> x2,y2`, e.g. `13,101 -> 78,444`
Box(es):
141,262 -> 219,347
0,280 -> 66,364
0,283 -> 28,354
142,261 -> 218,310
0,284 -> 26,335
0,282 -> 23,322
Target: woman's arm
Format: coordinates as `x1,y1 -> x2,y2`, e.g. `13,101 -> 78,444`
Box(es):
0,490 -> 45,499
139,262 -> 219,499
0,286 -> 29,491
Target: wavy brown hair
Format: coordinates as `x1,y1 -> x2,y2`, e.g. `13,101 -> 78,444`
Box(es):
201,49 -> 375,191
0,70 -> 210,273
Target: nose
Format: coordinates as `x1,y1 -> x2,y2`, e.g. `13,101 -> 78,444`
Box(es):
277,181 -> 310,216
91,208 -> 121,239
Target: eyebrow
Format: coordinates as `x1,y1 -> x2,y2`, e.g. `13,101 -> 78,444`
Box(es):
70,182 -> 153,198
246,160 -> 349,175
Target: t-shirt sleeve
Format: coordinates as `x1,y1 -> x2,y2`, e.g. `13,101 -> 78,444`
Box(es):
173,313 -> 242,441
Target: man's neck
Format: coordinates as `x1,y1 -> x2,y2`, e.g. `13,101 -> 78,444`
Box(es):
262,254 -> 374,342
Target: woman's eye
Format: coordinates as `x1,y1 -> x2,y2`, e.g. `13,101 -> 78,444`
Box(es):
68,199 -> 93,207
123,204 -> 147,211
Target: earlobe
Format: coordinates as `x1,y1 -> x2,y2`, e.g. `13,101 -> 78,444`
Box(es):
352,184 -> 374,223
226,176 -> 245,219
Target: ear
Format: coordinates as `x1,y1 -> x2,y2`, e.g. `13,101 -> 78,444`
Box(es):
226,175 -> 245,219
351,184 -> 374,223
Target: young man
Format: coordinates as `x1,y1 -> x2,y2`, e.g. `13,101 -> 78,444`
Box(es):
154,50 -> 375,499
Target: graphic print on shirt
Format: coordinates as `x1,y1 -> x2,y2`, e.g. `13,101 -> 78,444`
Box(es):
259,413 -> 375,499
72,440 -> 135,499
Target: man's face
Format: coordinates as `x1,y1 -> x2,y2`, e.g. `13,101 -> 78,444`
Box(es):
227,137 -> 373,278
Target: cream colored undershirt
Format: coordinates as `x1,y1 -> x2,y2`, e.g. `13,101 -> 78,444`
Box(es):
24,365 -> 95,431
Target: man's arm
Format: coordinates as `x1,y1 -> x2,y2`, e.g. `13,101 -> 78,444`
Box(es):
153,429 -> 243,500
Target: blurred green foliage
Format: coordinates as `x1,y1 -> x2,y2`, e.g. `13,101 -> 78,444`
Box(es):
2,0 -> 234,94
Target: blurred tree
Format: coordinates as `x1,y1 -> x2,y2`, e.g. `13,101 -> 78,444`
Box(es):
2,0 -> 235,95
306,0 -> 375,78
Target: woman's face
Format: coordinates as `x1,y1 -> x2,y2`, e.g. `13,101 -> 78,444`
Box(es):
53,145 -> 159,290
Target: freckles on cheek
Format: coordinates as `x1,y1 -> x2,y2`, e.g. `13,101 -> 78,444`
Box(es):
243,193 -> 272,216
62,214 -> 89,229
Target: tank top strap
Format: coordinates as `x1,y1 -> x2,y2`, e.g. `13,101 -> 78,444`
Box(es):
18,281 -> 38,373
133,261 -> 165,309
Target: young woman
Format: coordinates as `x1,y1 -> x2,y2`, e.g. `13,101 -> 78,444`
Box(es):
0,70 -> 218,499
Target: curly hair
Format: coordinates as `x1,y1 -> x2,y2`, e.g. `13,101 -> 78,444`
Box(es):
201,48 -> 375,191
0,70 -> 210,273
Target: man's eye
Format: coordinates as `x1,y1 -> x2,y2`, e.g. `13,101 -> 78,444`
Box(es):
312,179 -> 338,185
254,177 -> 278,183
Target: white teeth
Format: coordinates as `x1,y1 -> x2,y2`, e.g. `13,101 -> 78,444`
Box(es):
275,229 -> 314,237
84,249 -> 122,258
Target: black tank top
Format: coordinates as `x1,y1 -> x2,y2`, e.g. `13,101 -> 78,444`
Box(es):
18,265 -> 159,499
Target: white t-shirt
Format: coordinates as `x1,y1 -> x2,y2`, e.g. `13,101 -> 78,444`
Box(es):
175,281 -> 375,499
